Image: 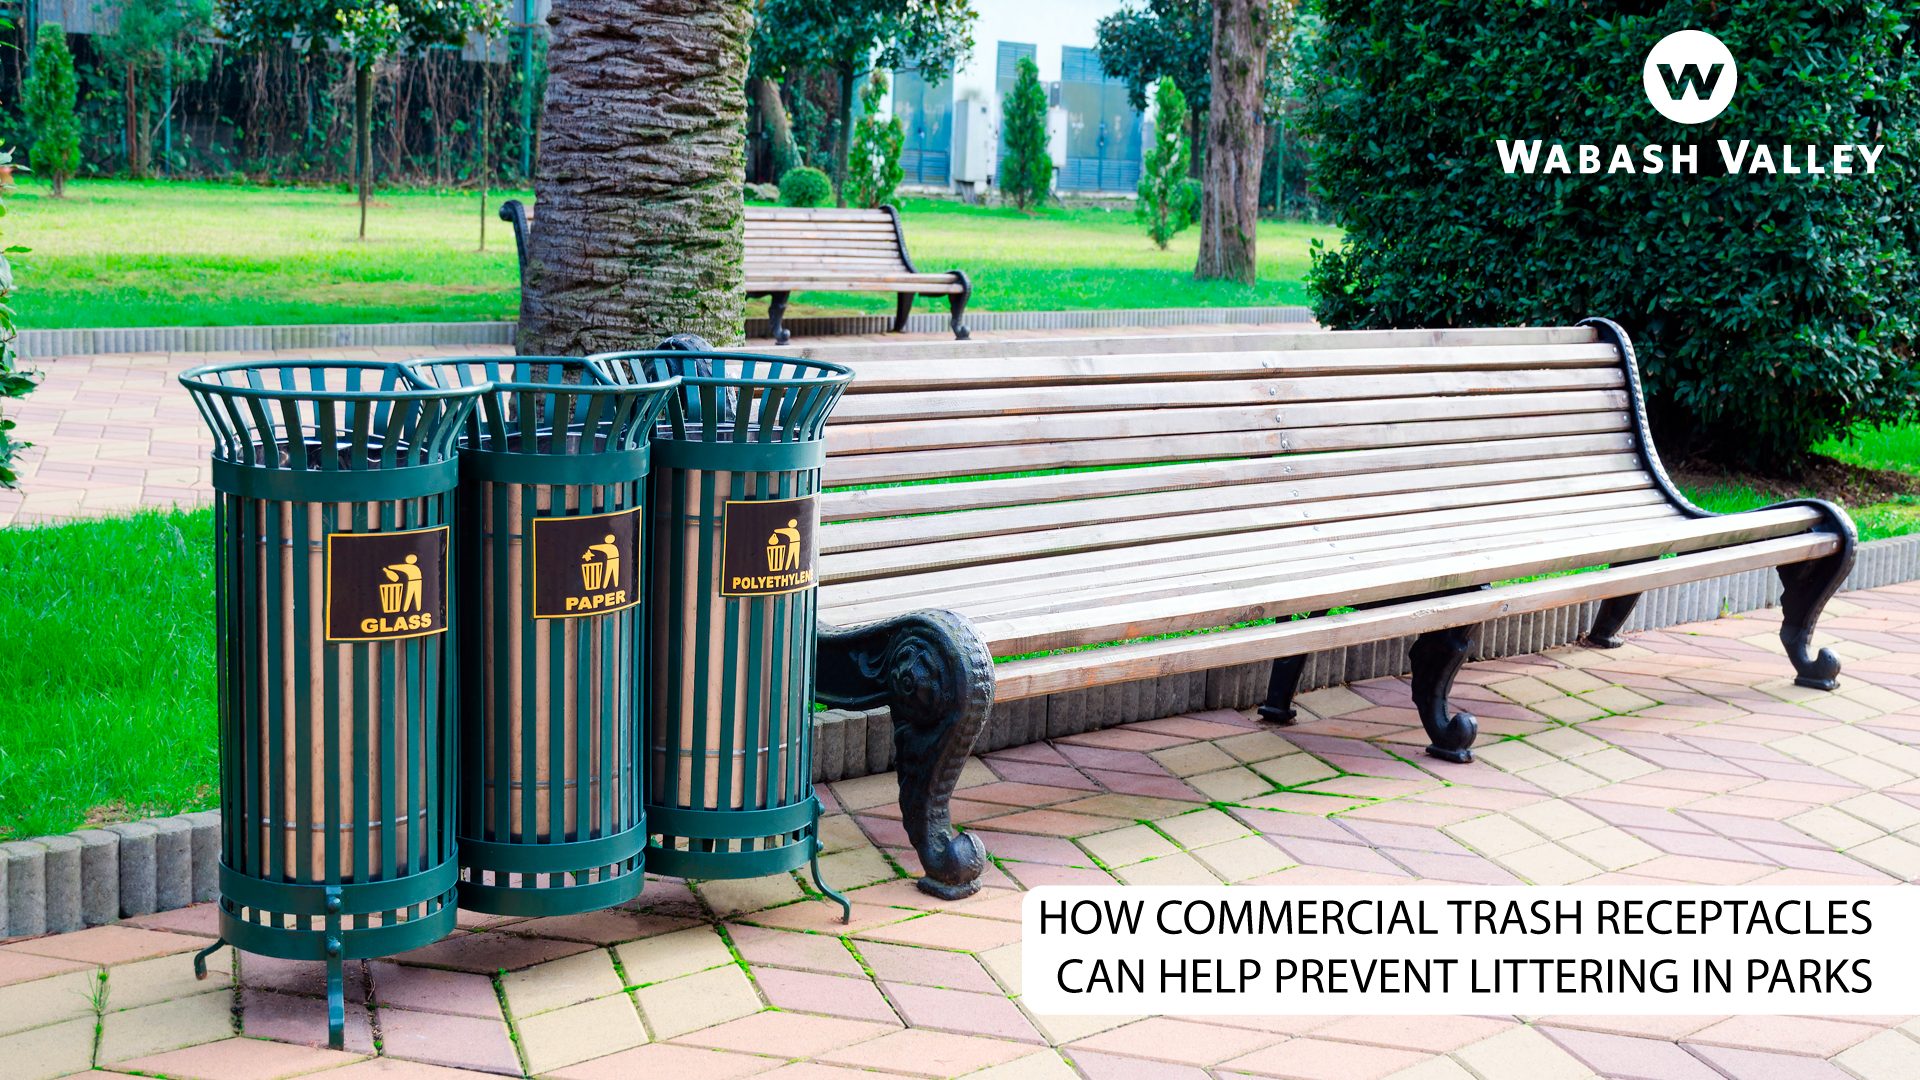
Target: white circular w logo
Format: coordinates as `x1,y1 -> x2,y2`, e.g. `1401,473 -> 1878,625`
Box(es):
1643,30 -> 1739,124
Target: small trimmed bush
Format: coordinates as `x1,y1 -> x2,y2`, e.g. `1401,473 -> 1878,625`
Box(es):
1304,0 -> 1920,469
1000,55 -> 1053,210
778,166 -> 833,208
1137,77 -> 1196,248
846,72 -> 905,209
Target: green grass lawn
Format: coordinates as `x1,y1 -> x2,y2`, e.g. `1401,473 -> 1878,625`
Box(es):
7,178 -> 1336,330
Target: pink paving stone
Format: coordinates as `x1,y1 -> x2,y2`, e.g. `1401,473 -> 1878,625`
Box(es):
114,1038 -> 364,1080
1685,1044 -> 1858,1080
1129,715 -> 1254,740
818,1028 -> 1035,1076
675,1012 -> 897,1059
1337,819 -> 1467,853
1686,1016 -> 1885,1057
1226,807 -> 1358,844
1057,744 -> 1171,775
1743,841 -> 1886,875
752,967 -> 899,1024
381,1008 -> 521,1075
124,902 -> 222,938
1056,729 -> 1188,752
855,815 -> 913,848
1385,848 -> 1523,884
242,987 -> 376,1054
857,941 -> 1000,993
3,924 -> 202,965
855,912 -> 1023,953
959,782 -> 1086,807
0,950 -> 90,986
1310,1015 -> 1513,1053
727,924 -> 865,977
508,909 -> 698,945
241,955 -> 372,998
547,1042 -> 779,1080
368,962 -> 505,1019
1628,828 -> 1775,864
882,982 -> 1044,1042
388,929 -> 595,973
1070,1017 -> 1283,1067
986,742 -> 1076,767
982,760 -> 1100,790
1081,769 -> 1205,801
1068,1048 -> 1212,1080
1540,1027 -> 1727,1080
1286,733 -> 1391,759
998,862 -> 1117,888
961,830 -> 1096,866
1572,798 -> 1709,832
1218,1036 -> 1427,1080
1271,837 -> 1412,876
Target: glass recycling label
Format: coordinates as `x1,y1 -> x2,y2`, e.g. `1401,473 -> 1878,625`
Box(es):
323,525 -> 449,642
530,507 -> 642,619
720,495 -> 819,597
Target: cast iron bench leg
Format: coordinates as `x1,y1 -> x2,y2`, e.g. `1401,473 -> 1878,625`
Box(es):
1583,594 -> 1641,648
817,610 -> 995,900
893,293 -> 915,333
1258,611 -> 1326,723
947,271 -> 973,340
1776,501 -> 1857,689
767,292 -> 793,346
1410,623 -> 1481,763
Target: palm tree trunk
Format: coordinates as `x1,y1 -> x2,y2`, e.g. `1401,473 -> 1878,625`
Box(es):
1196,0 -> 1273,283
520,0 -> 754,351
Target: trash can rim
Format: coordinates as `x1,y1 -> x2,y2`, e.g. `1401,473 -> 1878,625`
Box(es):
587,348 -> 853,385
407,356 -> 684,397
179,357 -> 493,404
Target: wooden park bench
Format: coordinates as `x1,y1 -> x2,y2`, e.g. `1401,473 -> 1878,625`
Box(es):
498,201 -> 971,345
801,319 -> 1856,900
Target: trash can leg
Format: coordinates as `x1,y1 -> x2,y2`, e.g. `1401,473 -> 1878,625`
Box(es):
324,886 -> 346,1050
191,938 -> 227,981
809,806 -> 852,924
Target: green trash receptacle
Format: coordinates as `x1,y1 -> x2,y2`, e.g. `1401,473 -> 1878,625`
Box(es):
178,359 -> 484,1049
592,348 -> 853,919
408,357 -> 680,917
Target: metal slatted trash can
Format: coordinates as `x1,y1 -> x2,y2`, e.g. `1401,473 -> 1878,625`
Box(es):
593,349 -> 853,918
409,358 -> 680,916
179,359 -> 484,1050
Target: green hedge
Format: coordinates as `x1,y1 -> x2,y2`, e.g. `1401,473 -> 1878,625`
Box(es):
1304,0 -> 1919,468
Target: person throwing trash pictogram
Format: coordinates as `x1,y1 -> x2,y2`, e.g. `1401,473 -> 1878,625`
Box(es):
582,534 -> 622,591
767,519 -> 802,572
381,553 -> 423,613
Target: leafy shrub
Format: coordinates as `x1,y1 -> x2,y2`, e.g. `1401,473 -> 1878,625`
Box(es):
1303,0 -> 1920,469
0,146 -> 34,489
845,72 -> 905,209
24,26 -> 82,198
745,182 -> 780,203
778,165 -> 833,207
999,55 -> 1053,210
1137,77 -> 1196,248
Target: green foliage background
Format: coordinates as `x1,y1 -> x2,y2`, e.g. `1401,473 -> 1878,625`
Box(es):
999,55 -> 1054,209
1305,0 -> 1920,468
24,27 -> 82,194
845,71 -> 905,209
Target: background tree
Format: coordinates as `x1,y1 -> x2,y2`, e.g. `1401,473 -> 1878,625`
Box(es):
219,0 -> 500,238
998,54 -> 1051,210
0,140 -> 37,489
1096,0 -> 1210,143
751,0 -> 974,203
519,0 -> 754,351
1304,0 -> 1919,469
1195,0 -> 1275,282
24,28 -> 82,198
1137,76 -> 1196,248
94,0 -> 215,179
843,70 -> 903,208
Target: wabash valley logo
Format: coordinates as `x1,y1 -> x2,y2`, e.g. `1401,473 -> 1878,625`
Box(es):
531,507 -> 642,619
325,526 -> 449,642
721,495 -> 818,597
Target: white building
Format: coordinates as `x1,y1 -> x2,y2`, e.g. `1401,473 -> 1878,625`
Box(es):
883,0 -> 1147,197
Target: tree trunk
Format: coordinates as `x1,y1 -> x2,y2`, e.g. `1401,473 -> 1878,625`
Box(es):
1196,0 -> 1272,283
355,62 -> 374,240
126,66 -> 145,180
832,64 -> 854,206
479,81 -> 490,252
520,0 -> 754,351
752,74 -> 799,178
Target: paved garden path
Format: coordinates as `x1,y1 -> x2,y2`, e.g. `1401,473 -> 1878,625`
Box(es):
6,583 -> 1920,1079
0,324 -> 1280,528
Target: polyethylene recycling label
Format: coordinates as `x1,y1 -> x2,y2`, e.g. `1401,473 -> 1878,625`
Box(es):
1022,886 -> 1920,1015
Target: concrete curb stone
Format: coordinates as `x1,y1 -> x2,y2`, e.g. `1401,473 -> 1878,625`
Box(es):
70,829 -> 120,926
0,840 -> 49,938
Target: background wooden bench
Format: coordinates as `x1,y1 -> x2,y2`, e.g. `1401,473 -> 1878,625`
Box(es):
793,319 -> 1855,900
499,201 -> 971,344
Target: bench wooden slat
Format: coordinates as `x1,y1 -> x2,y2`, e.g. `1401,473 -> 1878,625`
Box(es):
823,452 -> 1649,554
749,280 -> 966,294
798,325 -> 1605,364
829,368 -> 1628,424
827,390 -> 1631,456
820,499 -> 1680,625
825,411 -> 1633,487
973,507 -> 1827,655
990,534 -> 1839,700
821,488 -> 1675,610
822,433 -> 1639,522
824,472 -> 1659,583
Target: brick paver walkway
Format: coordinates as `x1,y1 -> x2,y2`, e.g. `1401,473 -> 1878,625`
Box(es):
6,583 -> 1920,1078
